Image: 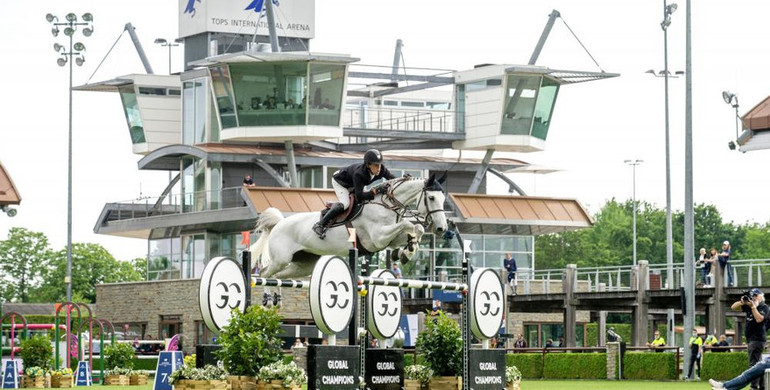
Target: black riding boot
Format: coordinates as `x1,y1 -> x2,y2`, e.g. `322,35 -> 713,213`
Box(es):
313,202 -> 345,239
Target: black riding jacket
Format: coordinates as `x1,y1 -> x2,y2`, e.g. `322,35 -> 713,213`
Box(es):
333,163 -> 395,203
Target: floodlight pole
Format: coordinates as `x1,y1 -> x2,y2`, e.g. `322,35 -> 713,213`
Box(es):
662,0 -> 676,352
682,0 -> 695,378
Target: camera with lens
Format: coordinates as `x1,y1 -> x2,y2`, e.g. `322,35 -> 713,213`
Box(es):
741,290 -> 753,302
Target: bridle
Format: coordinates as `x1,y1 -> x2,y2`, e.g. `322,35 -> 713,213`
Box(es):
371,177 -> 444,228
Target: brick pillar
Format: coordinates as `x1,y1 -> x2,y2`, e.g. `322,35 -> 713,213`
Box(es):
711,261 -> 726,337
606,342 -> 619,380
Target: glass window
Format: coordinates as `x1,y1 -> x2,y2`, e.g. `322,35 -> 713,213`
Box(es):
455,84 -> 465,132
182,234 -> 206,279
195,80 -> 207,143
148,238 -> 180,280
182,81 -> 195,145
501,75 -> 541,135
531,77 -> 560,140
308,63 -> 346,126
168,89 -> 181,96
138,87 -> 167,95
383,100 -> 397,106
229,62 -> 308,127
118,85 -> 146,144
465,78 -> 502,92
209,94 -> 220,142
210,65 -> 237,128
209,161 -> 222,210
400,101 -> 424,108
299,166 -> 323,188
426,101 -> 451,110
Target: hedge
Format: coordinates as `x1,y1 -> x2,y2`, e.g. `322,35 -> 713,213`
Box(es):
506,353 -> 543,379
701,352 -> 749,381
543,353 -> 606,379
622,351 -> 677,380
132,357 -> 159,371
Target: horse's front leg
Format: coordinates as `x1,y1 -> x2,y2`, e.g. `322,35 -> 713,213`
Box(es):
371,220 -> 415,249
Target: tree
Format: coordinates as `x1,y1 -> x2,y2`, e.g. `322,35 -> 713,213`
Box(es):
130,257 -> 147,280
0,228 -> 50,302
34,243 -> 143,303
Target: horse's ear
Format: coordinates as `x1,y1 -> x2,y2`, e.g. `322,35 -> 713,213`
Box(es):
438,171 -> 447,185
426,173 -> 436,187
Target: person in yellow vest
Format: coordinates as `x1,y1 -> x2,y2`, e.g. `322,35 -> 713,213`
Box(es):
646,330 -> 666,352
704,331 -> 718,351
685,330 -> 703,380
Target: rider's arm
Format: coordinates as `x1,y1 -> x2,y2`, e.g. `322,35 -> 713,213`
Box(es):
380,165 -> 396,180
352,171 -> 376,202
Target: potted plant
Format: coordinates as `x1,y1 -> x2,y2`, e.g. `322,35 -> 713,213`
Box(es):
216,306 -> 283,390
19,335 -> 53,388
404,365 -> 433,390
50,368 -> 74,388
103,342 -> 135,385
103,367 -> 131,386
505,366 -> 522,390
169,364 -> 229,390
22,367 -> 49,389
256,361 -> 306,390
415,311 -> 462,390
128,369 -> 149,386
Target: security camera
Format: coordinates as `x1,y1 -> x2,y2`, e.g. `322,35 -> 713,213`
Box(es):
1,206 -> 17,217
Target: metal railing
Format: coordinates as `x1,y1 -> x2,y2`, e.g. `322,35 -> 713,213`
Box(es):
343,106 -> 456,134
518,259 -> 770,294
106,186 -> 246,222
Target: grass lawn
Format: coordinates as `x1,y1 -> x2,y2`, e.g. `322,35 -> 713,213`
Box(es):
522,380 -> 709,389
96,380 -> 712,390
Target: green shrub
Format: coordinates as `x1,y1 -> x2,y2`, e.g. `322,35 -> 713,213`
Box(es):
701,352 -> 748,381
506,353 -> 542,379
543,353 -> 605,379
104,342 -> 135,369
416,311 -> 462,377
19,335 -> 53,369
131,357 -> 158,371
623,351 -> 677,380
215,306 -> 284,376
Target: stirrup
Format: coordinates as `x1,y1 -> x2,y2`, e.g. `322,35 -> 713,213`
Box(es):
312,223 -> 327,239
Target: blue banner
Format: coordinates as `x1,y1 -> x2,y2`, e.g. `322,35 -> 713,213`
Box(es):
153,351 -> 184,390
2,360 -> 20,389
433,289 -> 462,303
75,361 -> 91,386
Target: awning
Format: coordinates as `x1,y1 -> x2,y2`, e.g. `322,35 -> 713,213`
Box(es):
0,161 -> 21,205
447,193 -> 593,235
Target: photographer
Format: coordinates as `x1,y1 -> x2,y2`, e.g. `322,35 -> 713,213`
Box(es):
730,288 -> 769,390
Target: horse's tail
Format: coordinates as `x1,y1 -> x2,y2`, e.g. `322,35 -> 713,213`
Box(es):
251,207 -> 284,272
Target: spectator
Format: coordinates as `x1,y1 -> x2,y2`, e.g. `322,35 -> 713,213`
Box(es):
513,334 -> 527,350
392,263 -> 404,297
430,299 -> 441,316
291,338 -> 303,349
718,241 -> 734,287
684,330 -> 703,380
503,253 -> 517,295
545,339 -> 555,348
243,175 -> 255,187
607,327 -> 622,342
704,331 -> 718,350
646,330 -> 666,352
697,248 -> 709,286
731,288 -> 769,390
709,356 -> 770,389
713,334 -> 730,352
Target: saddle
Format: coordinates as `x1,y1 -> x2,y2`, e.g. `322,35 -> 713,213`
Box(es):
320,193 -> 364,227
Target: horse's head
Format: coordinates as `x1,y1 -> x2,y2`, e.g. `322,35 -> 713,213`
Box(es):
421,172 -> 449,235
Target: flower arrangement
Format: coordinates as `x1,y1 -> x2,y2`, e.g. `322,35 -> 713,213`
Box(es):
257,361 -> 307,388
50,368 -> 73,377
168,365 -> 228,385
24,367 -> 48,379
184,354 -> 197,367
415,311 -> 462,377
404,365 -> 433,386
505,366 -> 522,384
105,366 -> 133,376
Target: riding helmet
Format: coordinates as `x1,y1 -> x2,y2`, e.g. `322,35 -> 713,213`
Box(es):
364,149 -> 383,164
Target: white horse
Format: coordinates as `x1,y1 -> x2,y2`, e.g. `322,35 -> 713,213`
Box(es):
250,174 -> 449,278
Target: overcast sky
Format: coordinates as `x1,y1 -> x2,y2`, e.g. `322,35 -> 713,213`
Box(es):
1,0 -> 769,262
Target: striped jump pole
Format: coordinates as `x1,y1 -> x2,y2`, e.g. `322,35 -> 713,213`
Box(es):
251,277 -> 310,289
357,276 -> 467,292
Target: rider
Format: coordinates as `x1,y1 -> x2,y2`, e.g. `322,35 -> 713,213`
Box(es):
312,149 -> 395,238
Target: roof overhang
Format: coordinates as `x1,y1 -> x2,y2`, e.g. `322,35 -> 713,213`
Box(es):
504,65 -> 620,85
190,51 -> 359,67
73,74 -> 181,92
447,193 -> 593,235
137,144 -> 528,173
0,161 -> 21,205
